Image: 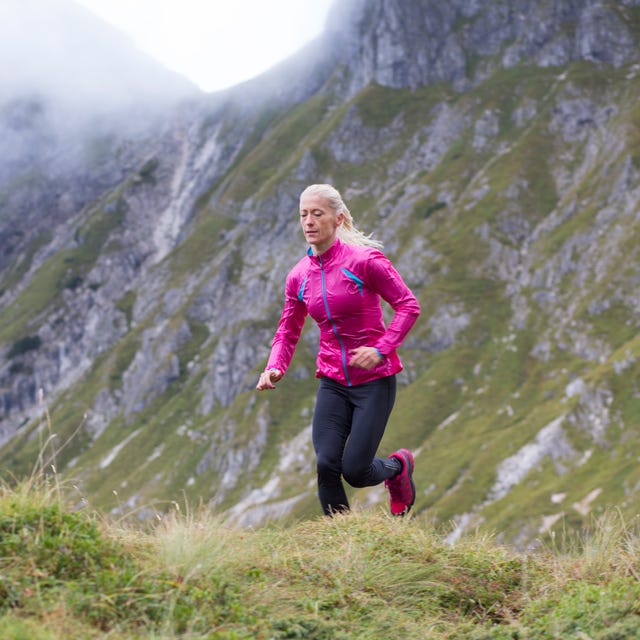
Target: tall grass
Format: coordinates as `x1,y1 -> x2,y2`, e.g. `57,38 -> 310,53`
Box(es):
1,470 -> 640,639
2,406 -> 639,638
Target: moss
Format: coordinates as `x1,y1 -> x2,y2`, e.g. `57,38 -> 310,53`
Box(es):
137,158 -> 159,185
587,301 -> 639,348
115,290 -> 137,328
108,335 -> 141,391
414,198 -> 448,220
176,321 -> 210,382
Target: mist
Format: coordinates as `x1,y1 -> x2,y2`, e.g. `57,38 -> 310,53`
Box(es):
0,0 -> 206,269
0,0 -> 200,116
0,0 -> 206,199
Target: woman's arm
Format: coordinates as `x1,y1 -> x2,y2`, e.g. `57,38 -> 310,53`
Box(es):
366,252 -> 421,355
256,276 -> 308,389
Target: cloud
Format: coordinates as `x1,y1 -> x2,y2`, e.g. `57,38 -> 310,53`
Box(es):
0,0 -> 198,114
74,0 -> 335,92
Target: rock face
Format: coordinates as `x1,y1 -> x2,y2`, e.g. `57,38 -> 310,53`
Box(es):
327,0 -> 640,94
2,0 -> 640,548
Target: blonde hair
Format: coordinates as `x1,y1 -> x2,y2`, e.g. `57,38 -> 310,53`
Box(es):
300,184 -> 383,249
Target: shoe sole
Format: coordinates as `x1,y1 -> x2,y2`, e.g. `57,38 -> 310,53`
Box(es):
400,449 -> 416,514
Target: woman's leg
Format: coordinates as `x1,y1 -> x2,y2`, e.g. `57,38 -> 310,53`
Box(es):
341,375 -> 398,488
312,377 -> 352,515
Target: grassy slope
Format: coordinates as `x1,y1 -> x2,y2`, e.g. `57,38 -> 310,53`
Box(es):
2,60 -> 640,548
2,480 -> 640,639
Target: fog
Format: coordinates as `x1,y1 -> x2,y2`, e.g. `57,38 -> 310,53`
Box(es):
0,0 -> 207,240
0,0 -> 199,115
0,0 -> 205,191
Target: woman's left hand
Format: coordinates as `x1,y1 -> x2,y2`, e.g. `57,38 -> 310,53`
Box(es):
348,346 -> 383,370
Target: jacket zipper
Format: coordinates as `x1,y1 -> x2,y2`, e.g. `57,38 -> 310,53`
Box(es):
319,255 -> 352,386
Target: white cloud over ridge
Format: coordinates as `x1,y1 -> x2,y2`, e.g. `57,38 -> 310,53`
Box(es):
0,0 -> 198,113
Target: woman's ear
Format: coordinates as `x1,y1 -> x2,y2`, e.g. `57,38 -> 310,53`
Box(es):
336,212 -> 345,227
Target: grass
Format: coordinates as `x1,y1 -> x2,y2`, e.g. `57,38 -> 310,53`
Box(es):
2,475 -> 640,639
221,94 -> 333,204
0,230 -> 52,295
0,193 -> 127,344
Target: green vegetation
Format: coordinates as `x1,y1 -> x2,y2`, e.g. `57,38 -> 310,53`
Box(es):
356,83 -> 450,129
2,479 -> 640,639
166,209 -> 236,279
222,95 -> 333,203
115,290 -> 137,328
414,198 -> 448,220
0,194 -> 127,344
4,39 -> 640,562
137,158 -> 159,185
0,230 -> 52,295
628,99 -> 640,170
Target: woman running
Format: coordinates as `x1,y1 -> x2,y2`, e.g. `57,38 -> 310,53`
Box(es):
256,184 -> 421,516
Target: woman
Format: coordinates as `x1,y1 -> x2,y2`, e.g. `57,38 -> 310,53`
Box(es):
256,184 -> 421,516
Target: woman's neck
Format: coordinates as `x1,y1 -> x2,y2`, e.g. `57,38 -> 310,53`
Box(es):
312,237 -> 338,256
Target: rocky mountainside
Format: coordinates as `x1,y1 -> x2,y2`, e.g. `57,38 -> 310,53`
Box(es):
0,0 -> 198,272
2,0 -> 640,549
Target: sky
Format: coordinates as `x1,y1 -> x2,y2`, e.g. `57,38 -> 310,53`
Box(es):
74,0 -> 336,93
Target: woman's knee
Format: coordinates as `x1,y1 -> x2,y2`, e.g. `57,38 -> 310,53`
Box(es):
342,462 -> 371,488
316,454 -> 342,482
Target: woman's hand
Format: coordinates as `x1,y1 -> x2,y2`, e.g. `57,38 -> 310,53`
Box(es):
348,346 -> 383,370
256,368 -> 283,390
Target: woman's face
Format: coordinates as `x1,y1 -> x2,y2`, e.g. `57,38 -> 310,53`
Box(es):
299,194 -> 344,254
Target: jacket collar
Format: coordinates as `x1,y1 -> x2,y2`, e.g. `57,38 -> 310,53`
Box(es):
307,238 -> 342,264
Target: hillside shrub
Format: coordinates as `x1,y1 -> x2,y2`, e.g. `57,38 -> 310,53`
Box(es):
7,335 -> 41,358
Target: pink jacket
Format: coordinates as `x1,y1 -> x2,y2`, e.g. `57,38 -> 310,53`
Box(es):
266,239 -> 421,387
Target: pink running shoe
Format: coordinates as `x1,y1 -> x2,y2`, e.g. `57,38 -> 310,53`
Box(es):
384,449 -> 415,516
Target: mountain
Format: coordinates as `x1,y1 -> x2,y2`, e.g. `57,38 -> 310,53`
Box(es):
0,0 -> 200,271
2,0 -> 640,549
0,0 -> 198,111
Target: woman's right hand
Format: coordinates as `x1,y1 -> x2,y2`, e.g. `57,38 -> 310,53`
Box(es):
256,368 -> 283,390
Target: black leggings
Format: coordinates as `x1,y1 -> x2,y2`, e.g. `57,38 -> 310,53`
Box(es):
312,375 -> 398,515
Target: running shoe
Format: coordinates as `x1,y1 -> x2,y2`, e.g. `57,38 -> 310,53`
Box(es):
384,448 -> 415,516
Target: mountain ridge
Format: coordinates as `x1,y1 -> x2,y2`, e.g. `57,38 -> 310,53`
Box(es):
2,0 -> 640,548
